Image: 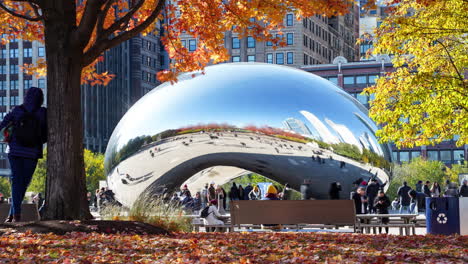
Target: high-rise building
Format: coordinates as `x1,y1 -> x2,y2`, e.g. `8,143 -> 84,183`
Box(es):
283,117 -> 312,136
82,32 -> 168,153
180,7 -> 360,67
0,39 -> 47,176
302,57 -> 467,165
358,1 -> 390,59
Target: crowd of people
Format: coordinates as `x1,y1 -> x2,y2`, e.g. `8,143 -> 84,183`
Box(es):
349,179 -> 468,218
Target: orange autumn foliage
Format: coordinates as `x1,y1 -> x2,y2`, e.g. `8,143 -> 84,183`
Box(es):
0,0 -> 366,85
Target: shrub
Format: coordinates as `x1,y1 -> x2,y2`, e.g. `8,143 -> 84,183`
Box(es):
101,195 -> 192,232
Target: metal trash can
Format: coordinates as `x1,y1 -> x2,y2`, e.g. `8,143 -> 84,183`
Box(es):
426,197 -> 460,235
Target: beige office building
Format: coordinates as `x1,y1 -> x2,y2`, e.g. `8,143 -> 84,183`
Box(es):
180,7 -> 359,67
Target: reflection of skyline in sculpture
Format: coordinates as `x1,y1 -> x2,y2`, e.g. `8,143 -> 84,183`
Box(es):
104,63 -> 391,207
325,118 -> 362,151
283,118 -> 312,136
299,110 -> 340,144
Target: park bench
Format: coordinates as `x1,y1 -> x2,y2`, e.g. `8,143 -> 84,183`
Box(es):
355,214 -> 419,235
0,203 -> 40,222
230,200 -> 357,232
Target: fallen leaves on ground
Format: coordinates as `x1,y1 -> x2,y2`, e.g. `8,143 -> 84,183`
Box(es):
0,231 -> 466,263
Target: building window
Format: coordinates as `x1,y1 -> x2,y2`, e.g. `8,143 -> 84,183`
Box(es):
286,14 -> 294,26
287,52 -> 293,64
368,75 -> 379,84
181,40 -> 186,48
454,150 -> 465,164
356,93 -> 368,106
0,97 -> 5,106
392,151 -> 398,162
427,150 -> 438,161
10,64 -> 19,74
0,49 -> 6,59
247,55 -> 255,62
10,80 -> 18,90
303,35 -> 308,47
38,47 -> 45,57
266,41 -> 272,46
23,48 -> 32,58
276,53 -> 284,64
328,77 -> 338,84
356,75 -> 367,84
232,37 -> 240,49
9,49 -> 18,58
0,81 -> 5,90
247,36 -> 255,48
399,151 -> 409,162
411,151 -> 421,160
287,33 -> 293,45
303,54 -> 308,65
440,150 -> 451,164
188,40 -> 196,51
38,79 -> 45,89
23,79 -> 32,89
343,76 -> 354,85
232,56 -> 240,62
266,53 -> 273,64
10,96 -> 19,106
0,65 -> 5,74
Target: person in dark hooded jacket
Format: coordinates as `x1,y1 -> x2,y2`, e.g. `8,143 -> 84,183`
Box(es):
0,87 -> 47,222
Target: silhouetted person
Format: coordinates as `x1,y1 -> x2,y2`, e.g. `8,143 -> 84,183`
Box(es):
397,182 -> 412,213
351,187 -> 368,214
0,88 -> 47,223
328,182 -> 341,200
366,179 -> 379,213
459,180 -> 468,197
374,190 -> 391,233
229,182 -> 240,201
423,181 -> 431,197
415,180 -> 423,192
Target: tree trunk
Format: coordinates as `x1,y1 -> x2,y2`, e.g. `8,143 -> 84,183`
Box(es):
41,13 -> 92,220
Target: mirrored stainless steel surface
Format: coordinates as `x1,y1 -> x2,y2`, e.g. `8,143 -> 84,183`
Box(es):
104,63 -> 391,207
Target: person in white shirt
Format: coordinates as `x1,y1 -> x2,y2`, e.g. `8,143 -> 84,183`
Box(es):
202,200 -> 224,227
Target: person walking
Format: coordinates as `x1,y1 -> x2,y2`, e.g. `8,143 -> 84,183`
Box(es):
459,180 -> 468,197
374,190 -> 391,233
366,179 -> 379,213
431,182 -> 441,197
423,181 -> 431,197
0,87 -> 47,223
238,185 -> 245,200
328,182 -> 341,200
397,182 -> 412,214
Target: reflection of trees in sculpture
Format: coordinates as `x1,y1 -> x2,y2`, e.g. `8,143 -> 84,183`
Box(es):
106,122 -> 390,174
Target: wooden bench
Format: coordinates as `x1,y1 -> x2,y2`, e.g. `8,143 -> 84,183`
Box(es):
230,200 -> 356,232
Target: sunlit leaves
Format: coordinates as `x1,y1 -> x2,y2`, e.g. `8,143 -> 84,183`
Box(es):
0,232 -> 466,263
365,0 -> 468,148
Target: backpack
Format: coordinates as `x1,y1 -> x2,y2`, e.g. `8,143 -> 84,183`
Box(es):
13,105 -> 42,147
200,206 -> 211,218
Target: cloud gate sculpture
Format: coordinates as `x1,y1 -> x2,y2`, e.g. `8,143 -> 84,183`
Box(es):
104,63 -> 391,207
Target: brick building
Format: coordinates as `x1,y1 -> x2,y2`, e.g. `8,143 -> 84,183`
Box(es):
302,56 -> 467,165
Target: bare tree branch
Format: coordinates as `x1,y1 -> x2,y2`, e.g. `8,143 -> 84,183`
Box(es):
0,1 -> 42,21
82,0 -> 164,67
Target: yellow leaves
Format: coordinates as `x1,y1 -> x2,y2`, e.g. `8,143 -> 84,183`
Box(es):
368,0 -> 468,148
